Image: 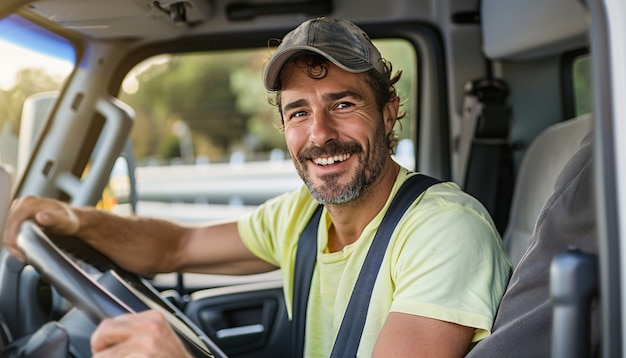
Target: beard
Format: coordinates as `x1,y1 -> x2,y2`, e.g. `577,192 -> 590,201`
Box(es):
295,123 -> 389,205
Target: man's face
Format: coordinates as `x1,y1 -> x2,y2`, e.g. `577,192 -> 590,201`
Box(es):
279,61 -> 396,205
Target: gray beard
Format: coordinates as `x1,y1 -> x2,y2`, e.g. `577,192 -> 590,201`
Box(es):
296,117 -> 389,205
301,147 -> 386,205
305,170 -> 366,205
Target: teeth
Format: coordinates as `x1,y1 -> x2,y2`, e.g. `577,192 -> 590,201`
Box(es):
313,153 -> 351,166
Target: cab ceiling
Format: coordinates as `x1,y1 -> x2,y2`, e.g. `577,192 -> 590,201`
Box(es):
20,0 -> 440,41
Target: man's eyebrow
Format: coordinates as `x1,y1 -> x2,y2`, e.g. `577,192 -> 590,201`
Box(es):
323,91 -> 364,102
282,91 -> 365,113
283,99 -> 308,113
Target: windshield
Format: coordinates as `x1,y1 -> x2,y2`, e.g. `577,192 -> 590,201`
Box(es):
0,14 -> 76,175
117,39 -> 417,223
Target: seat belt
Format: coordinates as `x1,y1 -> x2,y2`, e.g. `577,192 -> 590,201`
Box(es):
457,78 -> 513,233
291,204 -> 323,358
291,173 -> 441,358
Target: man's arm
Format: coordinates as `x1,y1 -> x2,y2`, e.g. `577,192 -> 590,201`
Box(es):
373,312 -> 474,357
175,218 -> 278,275
3,195 -> 275,275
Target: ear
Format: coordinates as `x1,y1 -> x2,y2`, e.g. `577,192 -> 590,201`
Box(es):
382,97 -> 400,134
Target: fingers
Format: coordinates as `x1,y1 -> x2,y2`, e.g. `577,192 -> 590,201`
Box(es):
3,197 -> 32,261
2,196 -> 78,261
33,206 -> 80,234
91,310 -> 191,358
90,316 -> 133,354
2,200 -> 19,260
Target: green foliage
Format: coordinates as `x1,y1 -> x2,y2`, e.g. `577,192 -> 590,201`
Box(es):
122,51 -> 268,162
158,134 -> 182,160
120,40 -> 417,163
573,55 -> 592,116
0,68 -> 61,135
375,39 -> 416,141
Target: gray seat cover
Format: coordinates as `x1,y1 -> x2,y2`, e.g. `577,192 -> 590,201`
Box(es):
503,114 -> 592,267
466,132 -> 600,357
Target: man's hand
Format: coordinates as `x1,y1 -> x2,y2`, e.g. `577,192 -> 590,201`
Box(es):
91,310 -> 192,358
3,194 -> 185,274
3,195 -> 80,261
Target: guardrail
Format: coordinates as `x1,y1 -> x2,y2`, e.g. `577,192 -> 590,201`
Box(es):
135,159 -> 303,206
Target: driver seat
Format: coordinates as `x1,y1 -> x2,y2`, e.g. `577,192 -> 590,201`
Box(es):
503,113 -> 592,267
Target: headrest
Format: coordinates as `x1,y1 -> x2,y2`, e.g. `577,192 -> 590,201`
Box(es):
481,0 -> 588,60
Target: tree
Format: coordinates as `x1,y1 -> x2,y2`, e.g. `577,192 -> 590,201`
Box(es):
122,53 -> 256,162
0,68 -> 61,136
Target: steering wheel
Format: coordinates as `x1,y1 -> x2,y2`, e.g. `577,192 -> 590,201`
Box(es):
16,220 -> 227,358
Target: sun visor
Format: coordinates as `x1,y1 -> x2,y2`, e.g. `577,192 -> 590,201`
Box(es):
481,0 -> 589,60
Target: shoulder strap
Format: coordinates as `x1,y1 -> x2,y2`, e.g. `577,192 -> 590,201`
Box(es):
458,78 -> 513,233
291,173 -> 441,358
291,204 -> 323,358
329,173 -> 440,357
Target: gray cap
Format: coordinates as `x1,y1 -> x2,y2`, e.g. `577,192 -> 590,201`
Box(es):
263,17 -> 385,91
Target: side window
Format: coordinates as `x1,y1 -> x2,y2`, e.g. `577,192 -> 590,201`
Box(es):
118,39 -> 417,222
0,14 -> 75,174
376,39 -> 417,170
572,53 -> 592,117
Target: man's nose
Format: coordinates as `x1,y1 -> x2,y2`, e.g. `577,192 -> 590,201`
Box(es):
310,111 -> 338,146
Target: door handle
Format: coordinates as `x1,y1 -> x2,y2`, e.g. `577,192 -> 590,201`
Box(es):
215,323 -> 264,339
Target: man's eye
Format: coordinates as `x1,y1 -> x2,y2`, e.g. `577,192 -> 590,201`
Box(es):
336,102 -> 353,110
290,110 -> 307,119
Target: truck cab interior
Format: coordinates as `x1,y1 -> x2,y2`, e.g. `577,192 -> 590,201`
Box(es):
0,0 -> 624,357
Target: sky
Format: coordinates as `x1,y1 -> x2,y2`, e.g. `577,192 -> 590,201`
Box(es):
0,39 -> 73,91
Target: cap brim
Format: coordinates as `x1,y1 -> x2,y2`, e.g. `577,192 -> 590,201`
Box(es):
263,46 -> 375,91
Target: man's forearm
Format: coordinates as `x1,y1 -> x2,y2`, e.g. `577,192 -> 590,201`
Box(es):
73,207 -> 186,274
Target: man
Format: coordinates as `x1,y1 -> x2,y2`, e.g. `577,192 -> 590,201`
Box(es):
3,17 -> 510,357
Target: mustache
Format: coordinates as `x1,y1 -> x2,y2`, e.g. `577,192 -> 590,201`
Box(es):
297,141 -> 362,161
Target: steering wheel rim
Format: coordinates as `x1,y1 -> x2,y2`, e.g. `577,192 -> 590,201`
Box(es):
16,220 -> 226,358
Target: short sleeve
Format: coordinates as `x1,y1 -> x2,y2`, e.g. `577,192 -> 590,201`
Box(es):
389,183 -> 512,342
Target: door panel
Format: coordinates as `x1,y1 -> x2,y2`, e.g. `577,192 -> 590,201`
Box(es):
185,282 -> 289,358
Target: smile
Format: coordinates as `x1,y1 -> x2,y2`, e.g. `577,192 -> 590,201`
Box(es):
313,153 -> 351,166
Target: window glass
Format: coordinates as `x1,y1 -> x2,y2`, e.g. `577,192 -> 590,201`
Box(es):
572,54 -> 592,116
119,39 -> 417,223
0,14 -> 75,173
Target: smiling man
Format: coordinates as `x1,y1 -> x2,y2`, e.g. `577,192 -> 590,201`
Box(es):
4,17 -> 510,357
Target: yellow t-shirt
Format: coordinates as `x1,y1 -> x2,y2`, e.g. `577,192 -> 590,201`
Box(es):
237,167 -> 511,357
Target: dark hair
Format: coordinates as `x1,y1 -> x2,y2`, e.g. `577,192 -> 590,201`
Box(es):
268,52 -> 405,153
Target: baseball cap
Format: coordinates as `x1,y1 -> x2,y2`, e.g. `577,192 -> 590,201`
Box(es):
263,17 -> 386,91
